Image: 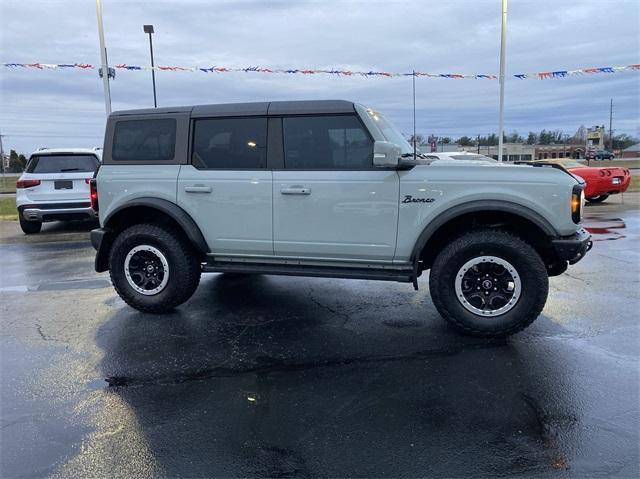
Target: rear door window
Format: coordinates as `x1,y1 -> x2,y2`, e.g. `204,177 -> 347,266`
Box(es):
282,115 -> 373,169
191,117 -> 267,169
113,119 -> 176,162
27,154 -> 99,173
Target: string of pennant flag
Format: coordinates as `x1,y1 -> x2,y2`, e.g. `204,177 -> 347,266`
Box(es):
3,62 -> 639,80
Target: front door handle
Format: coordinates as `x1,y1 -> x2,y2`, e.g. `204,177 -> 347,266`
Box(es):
281,187 -> 311,195
184,185 -> 212,193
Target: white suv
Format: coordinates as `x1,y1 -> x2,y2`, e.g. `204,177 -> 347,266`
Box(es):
16,148 -> 101,234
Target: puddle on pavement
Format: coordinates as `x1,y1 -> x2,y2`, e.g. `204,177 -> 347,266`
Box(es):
583,217 -> 626,241
0,278 -> 111,293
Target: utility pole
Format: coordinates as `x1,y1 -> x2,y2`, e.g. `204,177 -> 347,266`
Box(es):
609,98 -> 613,151
497,0 -> 508,162
0,131 -> 5,175
412,70 -> 417,159
96,0 -> 112,114
477,134 -> 480,154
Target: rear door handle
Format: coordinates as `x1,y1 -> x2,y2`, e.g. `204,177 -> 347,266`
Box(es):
184,185 -> 212,193
280,187 -> 311,195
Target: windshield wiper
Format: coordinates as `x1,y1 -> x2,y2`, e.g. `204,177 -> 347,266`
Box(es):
60,168 -> 82,172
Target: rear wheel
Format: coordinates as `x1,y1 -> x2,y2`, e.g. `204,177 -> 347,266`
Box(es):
19,216 -> 42,234
109,223 -> 201,313
586,195 -> 609,203
429,230 -> 548,337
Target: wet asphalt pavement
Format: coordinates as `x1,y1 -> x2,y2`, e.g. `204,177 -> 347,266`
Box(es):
1,196 -> 638,478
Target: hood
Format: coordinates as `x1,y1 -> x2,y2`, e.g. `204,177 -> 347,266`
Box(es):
416,158 -> 581,185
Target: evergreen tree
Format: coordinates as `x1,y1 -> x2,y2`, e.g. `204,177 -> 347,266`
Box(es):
458,136 -> 474,146
526,132 -> 537,144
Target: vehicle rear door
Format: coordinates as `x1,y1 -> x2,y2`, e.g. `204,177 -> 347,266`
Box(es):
177,116 -> 273,256
272,114 -> 399,261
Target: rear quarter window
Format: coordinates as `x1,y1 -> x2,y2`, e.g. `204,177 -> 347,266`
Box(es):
26,154 -> 99,174
112,118 -> 176,162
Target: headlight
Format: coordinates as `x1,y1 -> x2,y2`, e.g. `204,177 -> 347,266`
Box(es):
571,185 -> 584,224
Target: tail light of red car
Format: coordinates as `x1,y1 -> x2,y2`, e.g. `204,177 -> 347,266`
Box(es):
16,179 -> 41,188
598,170 -> 605,177
89,179 -> 99,212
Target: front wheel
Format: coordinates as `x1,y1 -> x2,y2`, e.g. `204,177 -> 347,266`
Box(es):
586,195 -> 609,203
109,223 -> 201,313
429,230 -> 548,337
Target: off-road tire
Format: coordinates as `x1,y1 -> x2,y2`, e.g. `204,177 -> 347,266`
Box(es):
429,229 -> 548,338
19,216 -> 42,234
586,195 -> 609,203
109,223 -> 201,313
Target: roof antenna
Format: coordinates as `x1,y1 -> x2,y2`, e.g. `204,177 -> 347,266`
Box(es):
412,69 -> 417,160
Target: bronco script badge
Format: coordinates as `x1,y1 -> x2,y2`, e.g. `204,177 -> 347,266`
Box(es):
402,195 -> 435,204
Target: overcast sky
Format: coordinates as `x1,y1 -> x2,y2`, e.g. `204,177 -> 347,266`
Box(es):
0,0 -> 638,154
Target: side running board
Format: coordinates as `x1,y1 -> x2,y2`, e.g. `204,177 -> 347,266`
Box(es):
203,261 -> 414,283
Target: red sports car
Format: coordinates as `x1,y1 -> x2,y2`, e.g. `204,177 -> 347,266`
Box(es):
534,159 -> 631,203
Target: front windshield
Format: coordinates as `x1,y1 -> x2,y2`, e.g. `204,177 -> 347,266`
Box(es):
365,108 -> 414,155
449,154 -> 497,162
560,160 -> 586,168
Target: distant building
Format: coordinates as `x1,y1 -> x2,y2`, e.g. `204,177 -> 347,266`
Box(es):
461,143 -> 586,161
460,143 -> 534,161
534,144 -> 585,160
586,126 -> 606,149
418,142 -> 459,153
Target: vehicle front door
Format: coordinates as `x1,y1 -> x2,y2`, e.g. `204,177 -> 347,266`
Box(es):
177,117 -> 273,255
272,114 -> 400,261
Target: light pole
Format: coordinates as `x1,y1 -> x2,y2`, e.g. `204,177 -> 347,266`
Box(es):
608,98 -> 613,151
96,0 -> 112,114
144,25 -> 157,108
497,0 -> 508,162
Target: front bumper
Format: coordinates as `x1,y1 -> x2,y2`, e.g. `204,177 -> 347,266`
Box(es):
19,203 -> 96,222
551,228 -> 593,265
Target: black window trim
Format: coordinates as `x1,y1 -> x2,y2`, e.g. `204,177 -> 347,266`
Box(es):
277,112 -> 378,171
188,115 -> 269,171
103,113 -> 189,165
185,112 -> 397,172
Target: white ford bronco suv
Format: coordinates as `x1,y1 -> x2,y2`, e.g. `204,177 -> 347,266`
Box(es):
90,100 -> 591,337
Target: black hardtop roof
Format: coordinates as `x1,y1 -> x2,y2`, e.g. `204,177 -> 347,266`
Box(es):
111,100 -> 356,118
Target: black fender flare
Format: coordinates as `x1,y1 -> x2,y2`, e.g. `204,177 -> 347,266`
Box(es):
410,200 -> 559,263
104,197 -> 209,253
94,198 -> 209,272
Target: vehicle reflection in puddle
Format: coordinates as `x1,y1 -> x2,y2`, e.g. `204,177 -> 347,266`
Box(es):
583,217 -> 626,241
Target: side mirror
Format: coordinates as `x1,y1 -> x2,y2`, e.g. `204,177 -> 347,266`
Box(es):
373,141 -> 402,167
